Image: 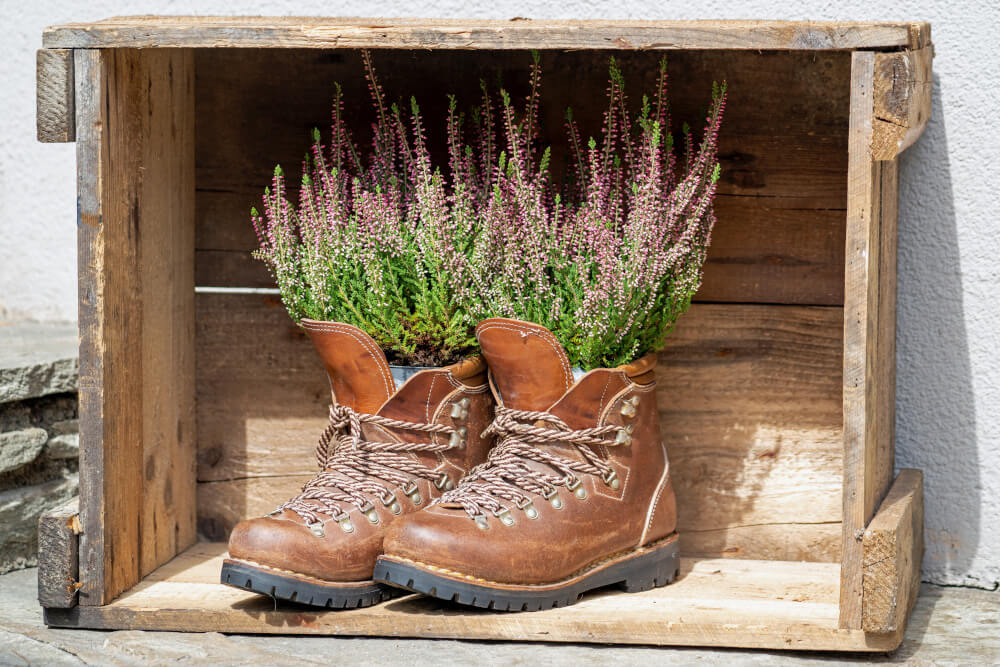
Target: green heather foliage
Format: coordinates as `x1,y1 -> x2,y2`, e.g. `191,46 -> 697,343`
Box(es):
252,52 -> 725,369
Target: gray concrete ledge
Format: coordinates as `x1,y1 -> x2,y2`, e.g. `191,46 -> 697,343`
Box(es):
0,322 -> 78,403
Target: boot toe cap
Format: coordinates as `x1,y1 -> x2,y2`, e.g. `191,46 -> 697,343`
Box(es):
228,514 -> 381,582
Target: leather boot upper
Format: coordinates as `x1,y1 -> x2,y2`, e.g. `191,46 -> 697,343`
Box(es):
227,320 -> 493,582
381,317 -> 677,585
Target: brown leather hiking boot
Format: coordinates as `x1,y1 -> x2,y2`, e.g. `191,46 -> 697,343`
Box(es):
221,320 -> 494,608
374,317 -> 679,611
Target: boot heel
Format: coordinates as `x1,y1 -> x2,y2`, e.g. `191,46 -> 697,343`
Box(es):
620,536 -> 681,593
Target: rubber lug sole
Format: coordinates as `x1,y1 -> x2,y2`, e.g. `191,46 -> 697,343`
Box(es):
220,558 -> 395,609
373,533 -> 680,611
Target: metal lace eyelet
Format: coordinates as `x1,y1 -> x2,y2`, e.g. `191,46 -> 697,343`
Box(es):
567,478 -> 588,500
403,482 -> 423,506
338,516 -> 355,533
496,508 -> 516,527
381,493 -> 402,515
449,426 -> 468,448
473,514 -> 490,530
307,521 -> 325,537
434,473 -> 452,491
602,469 -> 621,490
615,429 -> 632,445
450,397 -> 471,420
365,509 -> 380,524
517,499 -> 539,519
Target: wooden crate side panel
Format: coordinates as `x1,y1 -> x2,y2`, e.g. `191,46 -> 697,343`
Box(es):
194,296 -> 843,561
193,49 -> 849,306
75,49 -> 197,605
840,51 -> 902,629
862,469 -> 923,633
139,49 -> 198,577
43,17 -> 928,51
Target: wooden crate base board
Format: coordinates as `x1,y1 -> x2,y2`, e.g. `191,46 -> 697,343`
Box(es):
45,542 -> 901,651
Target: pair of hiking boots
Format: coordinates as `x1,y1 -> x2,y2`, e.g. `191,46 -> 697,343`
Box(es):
221,317 -> 679,611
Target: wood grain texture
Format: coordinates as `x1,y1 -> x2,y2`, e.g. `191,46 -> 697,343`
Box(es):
659,303 -> 844,561
44,541 -> 902,651
36,49 -> 75,142
194,49 -> 849,305
138,49 -> 198,578
840,53 -> 901,629
197,476 -> 311,542
74,49 -> 197,606
862,469 -> 923,633
74,47 -> 106,608
872,47 -> 933,160
43,17 -> 927,51
37,497 -> 81,608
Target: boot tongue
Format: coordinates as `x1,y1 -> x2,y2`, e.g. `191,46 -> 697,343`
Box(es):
302,320 -> 394,415
475,318 -> 573,411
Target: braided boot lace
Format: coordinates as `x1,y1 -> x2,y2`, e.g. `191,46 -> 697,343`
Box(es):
276,403 -> 460,529
433,405 -> 629,521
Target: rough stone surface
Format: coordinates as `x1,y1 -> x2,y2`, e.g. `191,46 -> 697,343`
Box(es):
44,432 -> 79,460
0,323 -> 78,403
0,474 -> 78,574
0,566 -> 996,665
0,427 -> 48,474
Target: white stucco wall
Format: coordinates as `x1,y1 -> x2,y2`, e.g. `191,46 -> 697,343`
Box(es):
1,0 -> 997,589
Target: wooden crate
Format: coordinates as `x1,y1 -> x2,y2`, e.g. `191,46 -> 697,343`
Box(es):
35,18 -> 931,651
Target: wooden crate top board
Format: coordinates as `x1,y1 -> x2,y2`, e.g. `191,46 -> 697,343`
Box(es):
43,17 -> 930,50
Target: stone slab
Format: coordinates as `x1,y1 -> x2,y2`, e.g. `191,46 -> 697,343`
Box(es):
0,428 -> 48,473
0,322 -> 78,403
0,474 -> 78,574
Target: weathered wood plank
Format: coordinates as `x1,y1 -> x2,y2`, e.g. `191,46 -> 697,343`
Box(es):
75,49 -> 197,606
138,49 -> 198,579
862,469 -> 923,633
43,18 -> 926,51
36,49 -> 75,142
44,541 -> 901,651
74,47 -> 108,607
197,476 -> 310,541
37,497 -> 81,608
872,47 -> 933,160
840,52 -> 902,629
659,303 -> 844,561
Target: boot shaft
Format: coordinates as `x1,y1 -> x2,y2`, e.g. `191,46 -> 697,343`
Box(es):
303,319 -> 493,488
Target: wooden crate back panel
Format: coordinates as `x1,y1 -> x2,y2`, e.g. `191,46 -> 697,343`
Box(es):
195,294 -> 843,560
193,48 -> 848,305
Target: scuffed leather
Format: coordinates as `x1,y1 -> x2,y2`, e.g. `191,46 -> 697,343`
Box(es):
382,322 -> 678,585
227,322 -> 494,582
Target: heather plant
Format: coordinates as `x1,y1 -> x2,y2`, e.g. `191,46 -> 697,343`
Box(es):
464,55 -> 726,368
252,51 -> 725,370
252,52 -> 483,366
